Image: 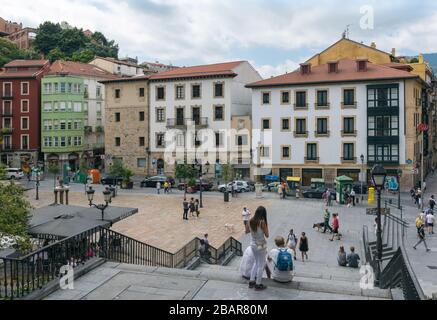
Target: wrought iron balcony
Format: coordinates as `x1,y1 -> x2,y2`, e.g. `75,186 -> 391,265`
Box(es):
1,92 -> 13,100
166,117 -> 208,128
0,110 -> 13,117
314,130 -> 330,137
341,157 -> 357,163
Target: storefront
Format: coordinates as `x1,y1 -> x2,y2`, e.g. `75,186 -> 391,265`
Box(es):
302,168 -> 323,186
337,169 -> 360,182
279,168 -> 293,181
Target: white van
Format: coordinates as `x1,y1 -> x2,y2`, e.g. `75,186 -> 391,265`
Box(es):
5,168 -> 24,180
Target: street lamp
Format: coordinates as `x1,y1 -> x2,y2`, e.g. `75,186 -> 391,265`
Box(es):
86,186 -> 112,220
397,169 -> 402,210
360,154 -> 365,201
371,164 -> 387,283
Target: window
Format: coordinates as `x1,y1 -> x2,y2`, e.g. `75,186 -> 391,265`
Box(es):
115,112 -> 121,122
21,117 -> 29,130
137,158 -> 147,168
316,118 -> 328,134
295,91 -> 307,108
343,143 -> 355,160
60,120 -> 66,130
343,117 -> 355,134
215,132 -> 224,147
73,102 -> 81,112
60,82 -> 66,93
3,118 -> 12,129
260,146 -> 270,158
343,89 -> 355,106
44,137 -> 52,147
21,82 -> 29,95
96,102 -> 102,114
295,118 -> 307,135
316,90 -> 328,107
282,146 -> 290,159
115,89 -> 121,99
262,118 -> 271,130
67,102 -> 72,112
156,133 -> 165,148
368,144 -> 399,163
156,86 -> 165,100
306,143 -> 317,160
115,137 -> 121,146
53,120 -> 59,130
73,120 -> 81,130
175,85 -> 185,100
44,120 -> 52,131
214,83 -> 224,97
139,137 -> 145,147
67,83 -> 72,93
21,100 -> 29,113
43,83 -> 51,94
281,91 -> 290,104
60,137 -> 66,147
139,87 -> 145,97
96,86 -> 101,97
21,135 -> 29,150
176,134 -> 185,147
67,120 -> 72,130
191,84 -> 201,98
367,86 -> 399,108
262,92 -> 270,104
235,135 -> 248,146
214,105 -> 224,121
156,108 -> 165,122
83,85 -> 88,97
281,118 -> 290,131
54,83 -> 58,93
139,111 -> 145,121
368,116 -> 399,137
74,136 -> 82,146
53,136 -> 58,147
59,101 -> 66,112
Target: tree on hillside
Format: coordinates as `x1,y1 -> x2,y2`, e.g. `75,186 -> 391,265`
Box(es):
34,21 -> 63,56
47,47 -> 66,62
58,28 -> 88,56
0,38 -> 40,67
71,49 -> 95,63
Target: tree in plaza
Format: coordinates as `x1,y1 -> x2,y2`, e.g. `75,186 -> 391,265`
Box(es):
109,159 -> 125,177
48,163 -> 60,188
175,164 -> 198,196
0,183 -> 32,251
221,164 -> 234,183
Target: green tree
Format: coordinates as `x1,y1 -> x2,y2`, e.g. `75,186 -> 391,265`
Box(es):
175,164 -> 197,196
34,21 -> 63,56
0,183 -> 32,251
221,164 -> 234,183
47,47 -> 66,63
71,48 -> 95,63
59,28 -> 87,56
0,38 -> 26,67
0,164 -> 6,180
109,159 -> 124,177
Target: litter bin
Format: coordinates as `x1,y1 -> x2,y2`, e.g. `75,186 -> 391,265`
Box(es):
224,190 -> 229,202
90,169 -> 100,184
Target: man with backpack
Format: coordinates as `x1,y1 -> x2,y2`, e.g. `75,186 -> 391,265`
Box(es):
267,236 -> 294,283
413,222 -> 431,252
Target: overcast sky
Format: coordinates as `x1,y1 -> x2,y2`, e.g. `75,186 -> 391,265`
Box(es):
2,0 -> 437,78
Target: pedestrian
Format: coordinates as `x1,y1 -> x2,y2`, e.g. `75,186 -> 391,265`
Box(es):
337,246 -> 347,267
426,211 -> 435,235
298,232 -> 309,262
423,180 -> 427,192
189,198 -> 195,217
350,189 -> 356,206
195,199 -> 200,218
242,206 -> 251,234
266,236 -> 294,283
329,213 -> 340,241
323,209 -> 333,233
416,188 -> 422,209
429,195 -> 436,211
231,183 -> 235,198
239,246 -> 271,280
248,206 -> 269,291
182,198 -> 189,220
282,182 -> 287,199
163,181 -> 169,194
326,189 -> 332,206
156,181 -> 161,194
347,246 -> 361,268
286,229 -> 298,260
278,183 -> 283,199
413,223 -> 431,252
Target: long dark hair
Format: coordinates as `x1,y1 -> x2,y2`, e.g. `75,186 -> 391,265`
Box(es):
249,206 -> 267,232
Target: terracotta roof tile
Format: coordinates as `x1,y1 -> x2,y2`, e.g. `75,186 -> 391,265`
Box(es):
48,60 -> 119,79
4,59 -> 49,68
0,70 -> 41,78
149,61 -> 244,80
247,59 -> 418,88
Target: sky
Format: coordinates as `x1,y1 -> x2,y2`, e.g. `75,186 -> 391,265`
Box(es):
2,0 -> 437,78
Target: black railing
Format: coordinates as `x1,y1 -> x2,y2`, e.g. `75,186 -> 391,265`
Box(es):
166,117 -> 208,128
1,227 -> 243,299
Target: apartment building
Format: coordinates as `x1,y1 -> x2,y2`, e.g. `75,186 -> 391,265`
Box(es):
148,61 -> 262,178
248,58 -> 422,189
89,56 -> 145,77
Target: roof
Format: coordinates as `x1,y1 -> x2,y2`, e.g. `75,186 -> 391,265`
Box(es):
3,59 -> 49,68
48,60 -> 119,79
141,61 -> 179,68
382,62 -> 414,72
0,70 -> 43,78
149,61 -> 245,80
99,74 -> 151,84
92,56 -> 140,68
247,59 -> 419,88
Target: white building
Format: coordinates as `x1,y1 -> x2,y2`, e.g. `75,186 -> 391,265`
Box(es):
89,56 -> 144,77
248,58 -> 420,186
148,61 -> 262,178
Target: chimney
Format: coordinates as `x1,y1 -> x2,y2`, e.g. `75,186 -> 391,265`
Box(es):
419,54 -> 424,64
356,59 -> 368,72
370,42 -> 376,49
300,63 -> 311,75
391,48 -> 396,57
327,60 -> 339,73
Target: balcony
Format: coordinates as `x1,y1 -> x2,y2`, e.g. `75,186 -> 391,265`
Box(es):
2,145 -> 13,151
293,131 -> 308,138
166,117 -> 209,129
315,102 -> 330,110
293,103 -> 308,110
341,157 -> 357,163
1,127 -> 13,134
1,92 -> 13,100
314,130 -> 330,137
341,130 -> 357,137
0,110 -> 13,117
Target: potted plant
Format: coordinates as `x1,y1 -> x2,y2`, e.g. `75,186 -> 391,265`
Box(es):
121,168 -> 134,189
187,177 -> 197,193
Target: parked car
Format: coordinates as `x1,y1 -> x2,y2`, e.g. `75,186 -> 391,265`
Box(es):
5,168 -> 24,180
178,180 -> 213,191
140,175 -> 175,188
262,182 -> 280,192
246,180 -> 256,191
352,182 -> 368,194
218,181 -> 250,193
302,187 -> 336,199
100,176 -> 122,186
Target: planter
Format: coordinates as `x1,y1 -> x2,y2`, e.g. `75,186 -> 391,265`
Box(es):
187,187 -> 197,193
121,181 -> 134,189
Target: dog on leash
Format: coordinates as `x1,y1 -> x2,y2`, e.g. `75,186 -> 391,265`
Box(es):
312,222 -> 325,232
224,223 -> 235,232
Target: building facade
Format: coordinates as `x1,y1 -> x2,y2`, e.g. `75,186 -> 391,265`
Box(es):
148,61 -> 262,178
99,76 -> 150,175
89,57 -> 145,77
40,61 -> 116,170
248,59 -> 421,190
0,59 -> 49,168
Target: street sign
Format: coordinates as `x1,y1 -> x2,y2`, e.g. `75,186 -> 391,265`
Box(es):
418,123 -> 429,132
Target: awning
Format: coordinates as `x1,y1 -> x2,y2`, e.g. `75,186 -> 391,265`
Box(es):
265,175 -> 280,181
286,176 -> 301,182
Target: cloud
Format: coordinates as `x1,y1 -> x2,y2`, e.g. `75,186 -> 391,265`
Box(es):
1,0 -> 437,78
254,59 -> 300,79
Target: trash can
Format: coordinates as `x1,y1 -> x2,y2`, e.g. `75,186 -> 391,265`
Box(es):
224,190 -> 229,202
90,169 -> 100,184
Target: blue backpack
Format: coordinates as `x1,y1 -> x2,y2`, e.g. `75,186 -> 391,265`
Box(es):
276,248 -> 293,271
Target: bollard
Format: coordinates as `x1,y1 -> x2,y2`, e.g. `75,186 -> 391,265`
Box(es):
65,189 -> 69,205
54,190 -> 58,205
59,190 -> 64,204
368,187 -> 375,205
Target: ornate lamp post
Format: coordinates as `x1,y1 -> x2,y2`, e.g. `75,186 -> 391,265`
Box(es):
371,164 -> 387,283
360,154 -> 365,201
86,186 -> 112,220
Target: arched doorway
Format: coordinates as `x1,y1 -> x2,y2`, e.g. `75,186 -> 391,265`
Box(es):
157,158 -> 165,175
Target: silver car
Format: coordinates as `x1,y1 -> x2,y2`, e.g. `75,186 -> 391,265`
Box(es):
218,181 -> 250,193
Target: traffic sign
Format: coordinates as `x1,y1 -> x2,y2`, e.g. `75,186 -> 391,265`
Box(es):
418,123 -> 429,132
